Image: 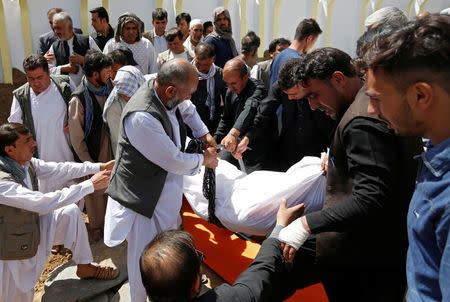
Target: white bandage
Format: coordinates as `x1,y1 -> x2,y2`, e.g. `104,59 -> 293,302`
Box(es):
278,218 -> 310,250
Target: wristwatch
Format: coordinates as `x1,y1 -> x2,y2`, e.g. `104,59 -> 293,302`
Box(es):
229,130 -> 239,141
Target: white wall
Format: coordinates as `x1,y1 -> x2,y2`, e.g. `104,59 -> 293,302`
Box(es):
1,0 -> 449,82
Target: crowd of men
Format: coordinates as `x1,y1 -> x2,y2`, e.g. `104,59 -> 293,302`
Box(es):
0,4 -> 448,302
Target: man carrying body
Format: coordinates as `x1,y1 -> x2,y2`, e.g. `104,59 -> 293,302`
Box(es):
48,12 -> 101,87
0,123 -> 117,302
8,54 -> 76,194
204,7 -> 238,68
176,12 -> 191,42
190,42 -> 227,135
89,7 -> 114,51
276,48 -> 423,301
140,201 -> 304,302
270,18 -> 321,86
184,19 -> 203,52
235,58 -> 334,172
250,38 -> 290,89
214,58 -> 267,173
157,28 -> 195,69
364,14 -> 450,301
103,13 -> 157,74
104,59 -> 219,302
143,8 -> 168,55
38,8 -> 82,55
68,51 -> 114,242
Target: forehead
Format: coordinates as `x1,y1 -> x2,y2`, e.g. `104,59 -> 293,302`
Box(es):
223,70 -> 242,81
192,24 -> 203,30
365,68 -> 395,94
301,78 -> 330,93
216,13 -> 227,20
124,22 -> 137,28
154,18 -> 167,23
26,67 -> 48,77
91,12 -> 99,18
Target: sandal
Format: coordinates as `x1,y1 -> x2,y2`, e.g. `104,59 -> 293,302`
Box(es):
80,265 -> 119,280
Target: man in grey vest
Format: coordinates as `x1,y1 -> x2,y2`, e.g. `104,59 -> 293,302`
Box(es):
276,49 -> 423,301
104,58 -> 219,302
9,54 -> 76,194
0,123 -> 118,302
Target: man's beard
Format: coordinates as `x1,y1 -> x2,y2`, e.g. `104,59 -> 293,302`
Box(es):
166,97 -> 179,109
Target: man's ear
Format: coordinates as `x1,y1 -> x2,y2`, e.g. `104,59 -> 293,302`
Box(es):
165,85 -> 177,98
406,82 -> 433,111
330,71 -> 346,89
190,274 -> 201,299
4,145 -> 14,157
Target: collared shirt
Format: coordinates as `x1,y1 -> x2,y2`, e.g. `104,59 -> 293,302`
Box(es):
90,24 -> 114,51
153,33 -> 168,55
8,80 -> 77,192
269,48 -> 302,86
48,35 -> 100,86
103,37 -> 158,74
406,138 -> 450,302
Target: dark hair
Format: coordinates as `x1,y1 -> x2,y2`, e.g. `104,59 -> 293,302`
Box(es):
241,31 -> 260,53
107,46 -> 138,66
195,42 -> 215,60
278,48 -> 357,91
0,123 -> 30,156
47,8 -> 62,16
356,24 -> 399,58
90,7 -> 109,23
165,27 -> 183,42
294,18 -> 322,41
364,14 -> 450,94
152,8 -> 168,20
82,50 -> 113,77
23,54 -> 49,73
268,38 -> 290,54
176,12 -> 191,25
140,230 -> 201,302
202,21 -> 213,35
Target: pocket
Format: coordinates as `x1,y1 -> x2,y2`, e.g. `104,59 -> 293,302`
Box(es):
0,219 -> 40,260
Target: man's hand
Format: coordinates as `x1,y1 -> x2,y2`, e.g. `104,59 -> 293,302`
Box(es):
60,63 -> 79,74
232,136 -> 249,159
199,133 -> 217,149
44,51 -> 55,63
321,154 -> 329,176
278,216 -> 311,262
276,200 -> 305,227
90,169 -> 111,191
221,134 -> 237,152
69,52 -> 84,65
203,147 -> 220,169
100,160 -> 115,171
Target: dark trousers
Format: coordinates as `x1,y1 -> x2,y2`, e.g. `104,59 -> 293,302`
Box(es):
280,238 -> 406,302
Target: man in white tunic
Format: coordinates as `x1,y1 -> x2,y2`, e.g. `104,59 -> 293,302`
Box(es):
103,13 -> 158,75
183,19 -> 203,52
104,59 -> 220,302
9,54 -> 76,194
47,12 -> 101,86
0,123 -> 118,302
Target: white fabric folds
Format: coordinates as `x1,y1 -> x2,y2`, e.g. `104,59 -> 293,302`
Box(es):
183,156 -> 326,235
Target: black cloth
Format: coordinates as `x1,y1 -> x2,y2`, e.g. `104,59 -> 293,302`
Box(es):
188,66 -> 227,136
194,238 -> 288,302
37,28 -> 83,55
246,82 -> 335,172
90,25 -> 114,51
214,78 -> 268,173
53,33 -> 90,67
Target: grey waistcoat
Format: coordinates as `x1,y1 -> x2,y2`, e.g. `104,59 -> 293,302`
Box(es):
105,80 -> 187,219
0,162 -> 40,260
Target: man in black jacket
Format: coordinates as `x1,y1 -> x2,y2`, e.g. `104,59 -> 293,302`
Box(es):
140,201 -> 304,302
214,58 -> 267,173
276,48 -> 423,301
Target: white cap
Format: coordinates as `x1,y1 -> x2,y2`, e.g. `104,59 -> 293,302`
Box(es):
190,19 -> 202,29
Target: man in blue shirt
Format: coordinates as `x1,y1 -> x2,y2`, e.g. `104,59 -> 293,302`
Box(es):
364,14 -> 450,302
269,18 -> 322,86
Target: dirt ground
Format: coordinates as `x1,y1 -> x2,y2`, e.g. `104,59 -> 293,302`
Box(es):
0,70 -> 225,301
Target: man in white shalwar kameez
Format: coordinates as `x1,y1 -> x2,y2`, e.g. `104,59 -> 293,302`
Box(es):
104,59 -> 220,302
8,54 -> 76,194
0,123 -> 118,302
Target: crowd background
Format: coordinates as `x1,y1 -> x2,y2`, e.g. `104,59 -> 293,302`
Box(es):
0,0 -> 448,84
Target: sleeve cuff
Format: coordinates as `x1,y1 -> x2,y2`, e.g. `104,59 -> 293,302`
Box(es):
81,179 -> 95,195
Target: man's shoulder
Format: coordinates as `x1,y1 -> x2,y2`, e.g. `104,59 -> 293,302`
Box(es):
143,29 -> 155,39
39,30 -> 54,40
73,27 -> 83,34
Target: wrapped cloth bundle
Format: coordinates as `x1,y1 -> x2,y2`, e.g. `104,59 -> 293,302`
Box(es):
183,156 -> 326,235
